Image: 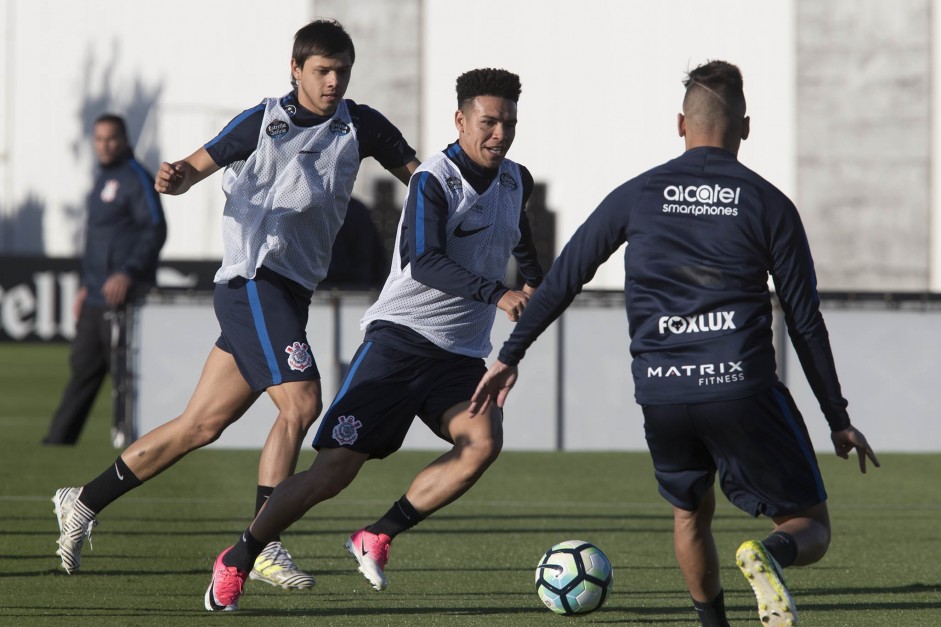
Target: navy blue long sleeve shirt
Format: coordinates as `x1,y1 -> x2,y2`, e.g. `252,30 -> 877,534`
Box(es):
499,146 -> 850,430
204,92 -> 417,170
366,142 -> 544,358
400,142 -> 543,302
82,152 -> 166,306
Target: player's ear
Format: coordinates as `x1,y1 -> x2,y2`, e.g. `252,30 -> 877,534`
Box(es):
677,113 -> 686,138
741,116 -> 750,140
291,58 -> 302,82
454,109 -> 466,134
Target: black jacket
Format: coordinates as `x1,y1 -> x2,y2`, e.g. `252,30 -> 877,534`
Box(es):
82,152 -> 166,306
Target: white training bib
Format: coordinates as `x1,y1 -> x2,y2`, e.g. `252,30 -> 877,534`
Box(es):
214,96 -> 360,290
362,151 -> 523,357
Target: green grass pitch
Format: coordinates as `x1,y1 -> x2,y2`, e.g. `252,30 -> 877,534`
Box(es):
1,343 -> 939,625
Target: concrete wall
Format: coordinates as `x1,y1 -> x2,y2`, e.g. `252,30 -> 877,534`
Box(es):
797,0 -> 932,290
135,293 -> 941,453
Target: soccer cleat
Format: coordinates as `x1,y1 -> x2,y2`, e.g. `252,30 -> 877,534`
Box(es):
205,546 -> 249,612
345,528 -> 392,591
736,540 -> 798,626
249,541 -> 316,589
52,487 -> 98,574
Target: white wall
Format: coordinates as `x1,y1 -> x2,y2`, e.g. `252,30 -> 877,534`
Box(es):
0,0 -> 311,258
1,0 -> 795,289
421,0 -> 796,289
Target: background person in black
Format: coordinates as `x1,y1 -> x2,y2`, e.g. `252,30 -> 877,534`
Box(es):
321,197 -> 388,290
43,114 -> 166,447
470,61 -> 879,627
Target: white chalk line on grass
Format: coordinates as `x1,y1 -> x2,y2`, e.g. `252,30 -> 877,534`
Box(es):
1,494 -> 938,510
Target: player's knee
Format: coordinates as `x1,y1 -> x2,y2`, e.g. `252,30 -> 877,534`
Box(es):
299,394 -> 323,426
458,431 -> 503,472
308,474 -> 349,502
277,393 -> 323,431
807,520 -> 832,562
180,416 -> 228,449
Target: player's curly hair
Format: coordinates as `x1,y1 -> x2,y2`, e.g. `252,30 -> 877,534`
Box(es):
682,60 -> 746,117
456,68 -> 522,110
293,19 -> 355,67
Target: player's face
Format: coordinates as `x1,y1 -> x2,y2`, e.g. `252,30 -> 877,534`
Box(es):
92,121 -> 128,167
292,53 -> 353,117
455,96 -> 517,169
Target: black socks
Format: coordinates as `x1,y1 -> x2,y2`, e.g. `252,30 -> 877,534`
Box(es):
223,528 -> 267,572
78,456 -> 142,513
693,589 -> 730,627
762,531 -> 798,569
366,495 -> 425,538
255,485 -> 279,542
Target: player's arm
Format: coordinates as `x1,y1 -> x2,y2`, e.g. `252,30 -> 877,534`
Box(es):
157,103 -> 264,196
388,158 -> 421,185
470,184 -> 633,415
498,184 -> 632,366
155,147 -> 220,196
355,103 -> 420,186
768,192 -> 879,472
767,194 -> 849,429
512,166 -> 545,290
406,171 -> 516,307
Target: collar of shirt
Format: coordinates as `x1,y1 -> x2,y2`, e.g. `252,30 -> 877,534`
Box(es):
280,90 -> 335,128
443,141 -> 499,196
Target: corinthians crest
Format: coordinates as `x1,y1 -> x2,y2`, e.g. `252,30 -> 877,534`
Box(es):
284,341 -> 312,371
332,415 -> 362,445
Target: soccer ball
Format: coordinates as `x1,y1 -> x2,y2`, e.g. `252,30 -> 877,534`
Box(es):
535,540 -> 613,615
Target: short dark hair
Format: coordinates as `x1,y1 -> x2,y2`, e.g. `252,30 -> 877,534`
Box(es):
682,60 -> 746,118
455,68 -> 522,110
94,113 -> 128,139
293,19 -> 355,67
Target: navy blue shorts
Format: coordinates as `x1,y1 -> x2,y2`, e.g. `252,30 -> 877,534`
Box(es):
214,266 -> 320,391
642,382 -> 827,518
312,340 -> 486,459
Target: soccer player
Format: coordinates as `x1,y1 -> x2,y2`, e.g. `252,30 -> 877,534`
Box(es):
52,19 -> 419,590
470,60 -> 879,627
203,67 -> 543,611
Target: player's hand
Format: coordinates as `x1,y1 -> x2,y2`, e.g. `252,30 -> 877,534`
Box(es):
497,290 -> 530,322
469,360 -> 518,416
101,272 -> 132,306
831,425 -> 880,474
155,161 -> 188,195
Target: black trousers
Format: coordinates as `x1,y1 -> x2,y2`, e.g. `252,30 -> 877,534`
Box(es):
43,302 -> 129,445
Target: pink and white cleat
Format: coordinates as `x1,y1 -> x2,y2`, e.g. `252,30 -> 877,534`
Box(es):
204,546 -> 249,612
345,528 -> 392,591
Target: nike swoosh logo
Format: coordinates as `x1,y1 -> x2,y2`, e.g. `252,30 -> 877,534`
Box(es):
453,223 -> 492,238
114,463 -> 124,481
361,538 -> 370,555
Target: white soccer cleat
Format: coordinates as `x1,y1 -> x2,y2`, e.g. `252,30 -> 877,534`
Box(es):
53,487 -> 97,574
737,540 -> 798,626
249,541 -> 316,589
345,528 -> 392,591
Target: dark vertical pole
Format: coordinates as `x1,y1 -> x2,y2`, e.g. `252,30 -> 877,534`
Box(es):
331,291 -> 345,391
556,313 -> 564,451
